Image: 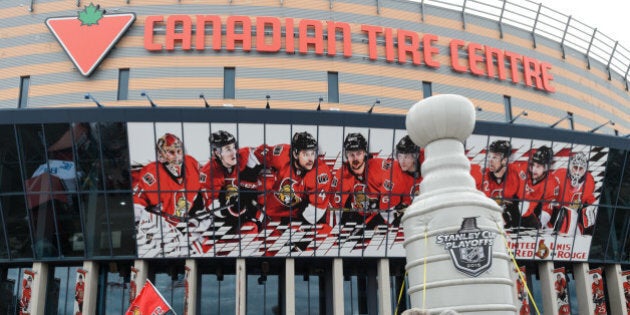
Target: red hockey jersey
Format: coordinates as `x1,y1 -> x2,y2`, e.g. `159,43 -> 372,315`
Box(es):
133,155 -> 203,223
254,144 -> 332,221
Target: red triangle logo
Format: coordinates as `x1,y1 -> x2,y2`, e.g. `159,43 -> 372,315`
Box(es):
46,4 -> 135,77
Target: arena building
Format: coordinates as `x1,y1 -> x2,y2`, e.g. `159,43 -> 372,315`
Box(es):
0,0 -> 630,314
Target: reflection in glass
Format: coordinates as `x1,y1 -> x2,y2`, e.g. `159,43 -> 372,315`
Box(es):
199,267 -> 236,315
107,194 -> 136,257
0,195 -> 32,259
153,266 -> 186,314
51,266 -> 79,315
97,122 -> 131,191
246,274 -> 279,315
102,269 -> 130,314
343,263 -> 378,315
295,265 -> 328,315
0,125 -> 23,193
0,267 -> 23,314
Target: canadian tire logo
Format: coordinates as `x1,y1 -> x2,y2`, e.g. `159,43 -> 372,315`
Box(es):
435,217 -> 496,277
45,3 -> 135,77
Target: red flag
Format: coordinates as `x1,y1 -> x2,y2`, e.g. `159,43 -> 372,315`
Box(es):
125,280 -> 174,315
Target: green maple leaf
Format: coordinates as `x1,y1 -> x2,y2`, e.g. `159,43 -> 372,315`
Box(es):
78,3 -> 104,26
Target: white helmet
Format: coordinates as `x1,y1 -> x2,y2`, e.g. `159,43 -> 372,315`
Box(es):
569,152 -> 588,186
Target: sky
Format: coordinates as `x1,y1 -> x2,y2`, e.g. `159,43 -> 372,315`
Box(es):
545,0 -> 630,49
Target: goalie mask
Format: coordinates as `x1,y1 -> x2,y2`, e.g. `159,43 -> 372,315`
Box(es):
157,133 -> 184,178
569,152 -> 588,187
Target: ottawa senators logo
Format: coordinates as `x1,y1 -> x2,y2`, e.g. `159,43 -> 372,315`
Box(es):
351,183 -> 376,210
173,191 -> 190,218
274,178 -> 302,207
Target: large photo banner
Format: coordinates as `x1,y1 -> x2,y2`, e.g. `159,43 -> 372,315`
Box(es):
128,123 -> 607,259
467,136 -> 606,261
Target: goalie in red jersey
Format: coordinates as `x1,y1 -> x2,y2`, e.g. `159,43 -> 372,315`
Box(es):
133,133 -> 205,224
132,133 -> 206,255
551,152 -> 597,235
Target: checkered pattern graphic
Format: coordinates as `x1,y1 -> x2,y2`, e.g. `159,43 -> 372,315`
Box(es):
137,214 -> 406,258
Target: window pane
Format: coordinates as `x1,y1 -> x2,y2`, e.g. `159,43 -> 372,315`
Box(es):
422,81 -> 432,98
199,264 -> 236,315
18,76 -> 29,109
224,67 -> 235,99
0,267 -> 22,313
0,195 -> 32,259
246,274 -> 279,315
98,122 -> 131,191
0,125 -> 23,193
103,268 -> 129,314
107,193 -> 136,257
50,266 -> 80,315
81,193 -> 110,257
328,71 -> 339,103
153,265 -> 186,315
118,69 -> 130,101
54,192 -> 84,258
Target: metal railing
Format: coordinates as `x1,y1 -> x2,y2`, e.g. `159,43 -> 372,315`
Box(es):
416,0 -> 630,90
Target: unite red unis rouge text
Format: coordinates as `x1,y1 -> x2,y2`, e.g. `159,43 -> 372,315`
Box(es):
144,15 -> 555,93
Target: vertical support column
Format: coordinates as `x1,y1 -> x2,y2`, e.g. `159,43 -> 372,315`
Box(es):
538,261 -> 558,315
30,262 -> 49,315
573,262 -> 593,314
185,259 -> 198,315
332,258 -> 344,315
285,258 -> 295,315
133,260 -> 149,290
236,258 -> 247,315
377,259 -> 392,315
81,261 -> 99,315
605,264 -> 625,315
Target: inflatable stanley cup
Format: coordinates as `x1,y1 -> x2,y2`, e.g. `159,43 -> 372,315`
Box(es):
402,95 -> 516,314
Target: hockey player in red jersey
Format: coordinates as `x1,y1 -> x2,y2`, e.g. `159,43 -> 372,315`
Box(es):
330,133 -> 407,228
132,133 -> 206,255
518,145 -> 560,230
592,273 -> 607,315
255,131 -> 332,226
555,273 -> 570,315
201,130 -> 261,235
481,140 -> 524,228
392,135 -> 424,226
551,152 -> 597,235
395,135 -> 423,204
133,133 -> 205,224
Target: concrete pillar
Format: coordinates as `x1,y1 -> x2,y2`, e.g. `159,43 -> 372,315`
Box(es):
81,261 -> 99,315
402,94 -> 515,314
604,264 -> 625,315
235,258 -> 246,315
573,262 -> 592,314
332,258 -> 344,315
133,260 -> 149,291
285,258 -> 295,315
538,261 -> 558,315
185,259 -> 197,315
378,258 -> 392,315
29,262 -> 48,315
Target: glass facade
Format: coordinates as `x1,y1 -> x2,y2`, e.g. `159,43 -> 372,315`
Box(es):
0,108 -> 628,314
